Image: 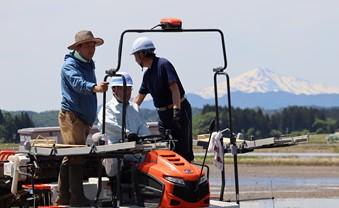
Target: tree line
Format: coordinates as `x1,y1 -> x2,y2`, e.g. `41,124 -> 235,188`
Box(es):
0,110 -> 34,143
0,108 -> 158,144
192,105 -> 339,139
1,105 -> 339,143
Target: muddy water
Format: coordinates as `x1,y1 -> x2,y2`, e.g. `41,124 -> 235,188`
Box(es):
207,165 -> 339,207
209,176 -> 339,187
241,198 -> 339,208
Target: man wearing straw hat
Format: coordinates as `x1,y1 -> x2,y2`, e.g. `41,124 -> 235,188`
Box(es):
56,30 -> 108,206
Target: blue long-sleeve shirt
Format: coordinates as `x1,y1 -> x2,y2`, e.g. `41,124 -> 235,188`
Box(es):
60,52 -> 97,125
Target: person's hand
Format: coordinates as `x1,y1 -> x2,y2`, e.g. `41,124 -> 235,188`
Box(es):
172,108 -> 182,130
127,133 -> 139,142
93,81 -> 109,93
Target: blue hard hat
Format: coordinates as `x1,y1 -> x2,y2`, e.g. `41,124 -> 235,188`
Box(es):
110,72 -> 133,87
131,36 -> 156,54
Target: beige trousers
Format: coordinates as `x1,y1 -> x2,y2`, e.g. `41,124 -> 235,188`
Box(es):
58,110 -> 91,165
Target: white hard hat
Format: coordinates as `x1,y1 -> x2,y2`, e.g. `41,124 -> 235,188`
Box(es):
131,36 -> 155,54
111,72 -> 133,87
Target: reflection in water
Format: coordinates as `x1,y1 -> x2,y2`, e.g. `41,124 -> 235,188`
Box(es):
209,177 -> 339,186
241,198 -> 339,208
209,175 -> 339,207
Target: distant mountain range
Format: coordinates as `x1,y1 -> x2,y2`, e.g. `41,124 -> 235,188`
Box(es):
196,68 -> 339,98
142,68 -> 339,109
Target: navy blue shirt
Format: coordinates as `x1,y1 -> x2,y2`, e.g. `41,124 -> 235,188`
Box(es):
139,57 -> 185,108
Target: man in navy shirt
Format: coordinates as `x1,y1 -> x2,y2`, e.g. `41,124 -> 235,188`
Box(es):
131,36 -> 194,162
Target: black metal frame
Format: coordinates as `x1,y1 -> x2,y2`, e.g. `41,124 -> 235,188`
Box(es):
213,71 -> 239,203
105,28 -> 227,76
102,73 -> 128,141
100,22 -> 239,205
98,73 -> 127,207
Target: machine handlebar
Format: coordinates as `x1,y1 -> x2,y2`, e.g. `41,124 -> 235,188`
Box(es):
128,130 -> 176,144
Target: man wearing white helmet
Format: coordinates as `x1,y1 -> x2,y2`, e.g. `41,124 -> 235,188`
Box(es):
131,36 -> 194,162
97,72 -> 149,144
97,72 -> 149,178
98,72 -> 150,198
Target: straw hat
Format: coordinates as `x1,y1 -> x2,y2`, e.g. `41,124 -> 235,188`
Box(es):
67,30 -> 104,50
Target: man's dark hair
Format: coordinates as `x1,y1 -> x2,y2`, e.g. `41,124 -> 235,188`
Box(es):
141,49 -> 156,57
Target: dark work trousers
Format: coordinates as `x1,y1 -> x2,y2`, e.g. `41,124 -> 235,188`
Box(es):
158,99 -> 194,162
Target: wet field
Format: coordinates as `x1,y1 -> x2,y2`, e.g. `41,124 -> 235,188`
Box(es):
240,198 -> 339,208
208,164 -> 339,207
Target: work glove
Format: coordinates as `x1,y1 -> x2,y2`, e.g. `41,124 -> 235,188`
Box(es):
91,132 -> 108,145
172,108 -> 182,130
127,133 -> 139,142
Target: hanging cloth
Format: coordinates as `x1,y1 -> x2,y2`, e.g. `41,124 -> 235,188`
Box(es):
208,131 -> 224,170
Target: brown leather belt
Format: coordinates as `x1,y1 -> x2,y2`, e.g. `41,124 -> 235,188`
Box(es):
156,96 -> 186,111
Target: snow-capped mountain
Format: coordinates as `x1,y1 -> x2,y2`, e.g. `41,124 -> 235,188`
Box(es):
197,68 -> 339,99
142,68 -> 339,109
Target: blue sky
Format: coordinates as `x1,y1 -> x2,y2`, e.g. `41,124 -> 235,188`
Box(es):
1,0 -> 338,111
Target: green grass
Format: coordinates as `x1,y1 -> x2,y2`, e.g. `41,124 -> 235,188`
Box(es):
253,133 -> 339,153
0,143 -> 19,150
308,133 -> 327,144
194,155 -> 339,166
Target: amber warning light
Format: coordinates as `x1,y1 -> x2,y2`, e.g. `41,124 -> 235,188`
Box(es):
160,18 -> 182,30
